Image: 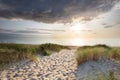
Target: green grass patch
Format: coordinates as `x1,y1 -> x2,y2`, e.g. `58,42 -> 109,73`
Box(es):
75,44 -> 120,65
96,71 -> 118,80
38,43 -> 69,56
0,43 -> 69,69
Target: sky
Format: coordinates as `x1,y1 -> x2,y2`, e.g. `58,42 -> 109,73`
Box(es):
0,0 -> 120,46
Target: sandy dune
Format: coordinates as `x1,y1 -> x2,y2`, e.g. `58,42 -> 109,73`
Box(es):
76,59 -> 120,80
0,48 -> 120,80
0,49 -> 77,80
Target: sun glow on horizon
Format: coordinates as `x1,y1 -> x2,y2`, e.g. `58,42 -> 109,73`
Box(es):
70,38 -> 86,46
69,21 -> 85,34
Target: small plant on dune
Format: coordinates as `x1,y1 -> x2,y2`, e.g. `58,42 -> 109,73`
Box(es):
108,71 -> 116,80
96,71 -> 118,80
108,48 -> 120,61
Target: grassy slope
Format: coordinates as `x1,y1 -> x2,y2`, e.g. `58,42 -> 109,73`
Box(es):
0,43 -> 69,69
75,44 -> 120,80
75,44 -> 120,65
39,43 -> 69,56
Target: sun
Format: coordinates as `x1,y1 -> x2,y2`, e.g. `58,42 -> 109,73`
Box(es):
70,23 -> 84,34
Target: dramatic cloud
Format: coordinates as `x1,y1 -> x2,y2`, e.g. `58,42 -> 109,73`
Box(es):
0,27 -> 66,34
104,25 -> 114,28
0,0 -> 119,23
104,22 -> 120,28
0,27 -> 14,32
0,27 -> 51,34
102,23 -> 107,26
26,28 -> 66,32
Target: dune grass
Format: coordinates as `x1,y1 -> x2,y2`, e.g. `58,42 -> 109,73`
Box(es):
96,71 -> 118,80
38,43 -> 69,56
75,44 -> 120,65
0,43 -> 69,69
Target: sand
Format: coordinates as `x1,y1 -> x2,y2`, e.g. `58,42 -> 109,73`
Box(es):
0,48 -> 120,80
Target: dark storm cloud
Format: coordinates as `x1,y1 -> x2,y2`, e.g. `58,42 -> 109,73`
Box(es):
0,0 -> 119,23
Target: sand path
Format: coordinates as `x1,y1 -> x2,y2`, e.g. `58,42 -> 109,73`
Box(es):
0,48 -> 78,80
0,48 -> 120,80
